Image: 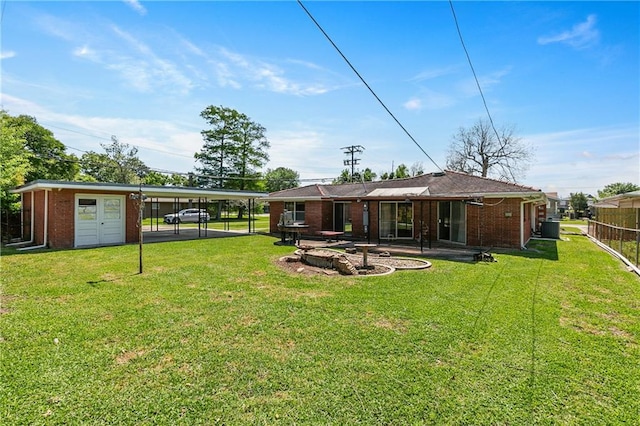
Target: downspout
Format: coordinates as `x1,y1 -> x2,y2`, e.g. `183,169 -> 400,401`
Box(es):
19,189 -> 49,251
520,200 -> 526,249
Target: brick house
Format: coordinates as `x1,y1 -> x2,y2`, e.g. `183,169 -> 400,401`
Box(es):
10,180 -> 265,249
265,171 -> 547,249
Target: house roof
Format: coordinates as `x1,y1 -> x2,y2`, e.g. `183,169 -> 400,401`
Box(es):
266,171 -> 544,201
593,190 -> 640,209
12,180 -> 267,200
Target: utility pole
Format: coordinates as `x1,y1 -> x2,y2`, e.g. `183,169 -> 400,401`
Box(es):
341,145 -> 364,182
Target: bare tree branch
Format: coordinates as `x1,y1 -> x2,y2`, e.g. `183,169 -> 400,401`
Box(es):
445,118 -> 533,183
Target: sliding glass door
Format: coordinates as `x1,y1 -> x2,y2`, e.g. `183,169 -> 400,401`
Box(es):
334,202 -> 352,235
379,202 -> 413,239
438,201 -> 466,244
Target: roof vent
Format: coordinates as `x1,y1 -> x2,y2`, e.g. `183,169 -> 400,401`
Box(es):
432,171 -> 446,177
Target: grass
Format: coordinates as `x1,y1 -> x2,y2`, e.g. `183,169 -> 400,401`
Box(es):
143,213 -> 270,232
1,233 -> 639,424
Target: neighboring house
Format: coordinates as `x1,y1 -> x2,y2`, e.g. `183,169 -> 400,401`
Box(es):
265,171 -> 547,249
592,190 -> 640,228
545,192 -> 562,220
10,180 -> 265,249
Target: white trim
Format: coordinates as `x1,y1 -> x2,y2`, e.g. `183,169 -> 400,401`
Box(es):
18,190 -> 49,251
379,201 -> 415,240
74,193 -> 126,248
12,180 -> 265,200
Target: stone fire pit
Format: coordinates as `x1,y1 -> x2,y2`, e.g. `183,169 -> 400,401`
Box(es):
294,248 -> 393,276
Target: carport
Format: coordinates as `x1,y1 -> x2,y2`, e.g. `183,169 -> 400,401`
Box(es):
9,180 -> 266,249
141,186 -> 266,237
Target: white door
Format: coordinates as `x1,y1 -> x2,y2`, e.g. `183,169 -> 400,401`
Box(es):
75,195 -> 125,247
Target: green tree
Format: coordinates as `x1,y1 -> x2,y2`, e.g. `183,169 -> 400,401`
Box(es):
264,167 -> 300,193
227,119 -> 270,191
195,106 -> 270,189
570,192 -> 589,217
380,164 -> 409,180
333,169 -> 352,184
80,137 -> 149,184
195,105 -> 270,218
598,182 -> 640,199
1,111 -> 80,217
145,171 -> 189,186
361,168 -> 377,182
2,113 -> 79,182
0,115 -> 31,214
333,167 -> 376,184
446,118 -> 532,182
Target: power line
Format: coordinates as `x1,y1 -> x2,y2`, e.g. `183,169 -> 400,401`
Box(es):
448,0 -> 503,146
297,0 -> 443,173
42,121 -> 196,160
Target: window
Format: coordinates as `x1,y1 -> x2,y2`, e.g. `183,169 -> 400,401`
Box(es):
284,202 -> 305,223
78,199 -> 97,221
103,199 -> 121,220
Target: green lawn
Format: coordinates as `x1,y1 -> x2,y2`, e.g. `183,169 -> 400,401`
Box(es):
1,234 -> 639,424
143,214 -> 270,232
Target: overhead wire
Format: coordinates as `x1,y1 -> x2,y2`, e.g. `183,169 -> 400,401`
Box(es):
296,0 -> 499,202
448,0 -> 504,148
296,0 -> 443,173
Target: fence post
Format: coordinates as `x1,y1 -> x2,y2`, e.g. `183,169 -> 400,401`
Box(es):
636,230 -> 639,267
620,228 -> 624,254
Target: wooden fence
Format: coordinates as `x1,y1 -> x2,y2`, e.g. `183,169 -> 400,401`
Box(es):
588,220 -> 639,267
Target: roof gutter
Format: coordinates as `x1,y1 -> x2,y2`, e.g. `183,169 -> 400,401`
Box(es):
12,180 -> 266,199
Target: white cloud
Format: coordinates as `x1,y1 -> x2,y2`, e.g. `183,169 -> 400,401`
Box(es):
1,94 -> 199,172
34,13 -> 80,41
1,51 -> 16,60
93,25 -> 195,94
73,45 -> 100,61
408,66 -> 458,82
123,0 -> 147,16
457,68 -> 510,98
404,98 -> 423,111
267,128 -> 345,179
538,14 -> 600,49
524,125 -> 639,196
215,47 -> 334,96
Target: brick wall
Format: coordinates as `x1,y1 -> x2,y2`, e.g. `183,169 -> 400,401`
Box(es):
466,198 -> 525,248
48,190 -> 75,248
126,197 -> 140,244
22,188 -> 140,249
302,200 -> 324,235
268,197 -> 536,248
269,201 -> 284,233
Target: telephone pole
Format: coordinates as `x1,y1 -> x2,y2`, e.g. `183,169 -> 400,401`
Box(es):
341,145 -> 364,182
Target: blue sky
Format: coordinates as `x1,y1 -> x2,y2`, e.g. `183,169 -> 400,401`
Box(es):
2,1 -> 638,197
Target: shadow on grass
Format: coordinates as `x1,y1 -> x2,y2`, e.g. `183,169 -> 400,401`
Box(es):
510,239 -> 559,261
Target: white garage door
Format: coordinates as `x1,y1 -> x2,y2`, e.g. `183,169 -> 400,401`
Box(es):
75,195 -> 125,247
